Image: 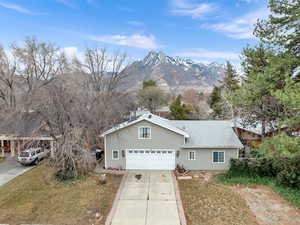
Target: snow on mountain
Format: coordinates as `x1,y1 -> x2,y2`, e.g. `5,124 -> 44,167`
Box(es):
122,51 -> 226,93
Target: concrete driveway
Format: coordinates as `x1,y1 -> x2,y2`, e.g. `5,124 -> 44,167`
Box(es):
111,171 -> 180,225
0,157 -> 34,186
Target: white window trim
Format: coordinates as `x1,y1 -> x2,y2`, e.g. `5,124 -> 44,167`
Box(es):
112,150 -> 119,160
212,151 -> 225,164
138,126 -> 151,139
188,151 -> 196,160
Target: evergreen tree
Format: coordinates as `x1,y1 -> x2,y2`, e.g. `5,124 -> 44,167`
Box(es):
254,0 -> 300,56
223,61 -> 239,92
231,45 -> 295,138
169,95 -> 191,120
142,80 -> 157,89
208,86 -> 226,119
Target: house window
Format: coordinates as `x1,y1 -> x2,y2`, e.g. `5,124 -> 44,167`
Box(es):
112,150 -> 119,160
139,127 -> 151,139
188,151 -> 196,160
213,151 -> 225,163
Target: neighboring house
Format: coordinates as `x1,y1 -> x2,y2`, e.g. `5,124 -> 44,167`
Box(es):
0,112 -> 56,157
231,118 -> 263,156
129,106 -> 170,119
101,113 -> 243,170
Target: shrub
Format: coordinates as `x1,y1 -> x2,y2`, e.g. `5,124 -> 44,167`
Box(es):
230,158 -> 276,177
259,133 -> 300,158
54,169 -> 79,182
230,155 -> 300,188
275,156 -> 300,188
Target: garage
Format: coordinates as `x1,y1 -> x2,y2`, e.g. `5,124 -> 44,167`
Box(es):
126,149 -> 175,170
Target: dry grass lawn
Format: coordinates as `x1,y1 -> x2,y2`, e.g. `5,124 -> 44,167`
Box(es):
178,179 -> 259,225
0,163 -> 122,225
0,156 -> 5,163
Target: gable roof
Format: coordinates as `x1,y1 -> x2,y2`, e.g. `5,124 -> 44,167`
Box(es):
171,120 -> 243,149
101,113 -> 243,149
101,113 -> 190,138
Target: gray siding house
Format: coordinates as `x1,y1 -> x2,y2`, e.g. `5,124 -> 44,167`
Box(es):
101,113 -> 243,170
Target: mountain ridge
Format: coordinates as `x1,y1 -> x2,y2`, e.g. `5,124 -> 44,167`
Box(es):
122,51 -> 225,93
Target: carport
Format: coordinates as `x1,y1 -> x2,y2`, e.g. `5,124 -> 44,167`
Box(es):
0,136 -> 56,157
0,112 -> 57,158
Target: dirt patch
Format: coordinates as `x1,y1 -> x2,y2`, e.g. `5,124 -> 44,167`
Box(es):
187,170 -> 226,182
233,185 -> 300,225
178,178 -> 259,225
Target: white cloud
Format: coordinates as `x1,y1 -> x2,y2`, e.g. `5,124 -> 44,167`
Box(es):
62,46 -> 85,62
127,21 -> 144,27
177,48 -> 240,60
170,0 -> 216,18
0,2 -> 34,14
88,34 -> 159,49
205,8 -> 268,39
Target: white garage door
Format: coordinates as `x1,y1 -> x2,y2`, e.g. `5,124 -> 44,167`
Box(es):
126,149 -> 175,170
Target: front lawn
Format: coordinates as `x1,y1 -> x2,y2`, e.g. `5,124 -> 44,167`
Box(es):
0,163 -> 122,225
216,172 -> 300,209
178,178 -> 259,225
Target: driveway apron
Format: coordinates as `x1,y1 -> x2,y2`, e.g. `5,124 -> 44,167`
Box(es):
0,157 -> 34,186
111,171 -> 181,225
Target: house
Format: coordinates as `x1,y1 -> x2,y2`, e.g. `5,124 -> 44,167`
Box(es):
101,113 -> 243,170
130,105 -> 170,119
0,112 -> 56,157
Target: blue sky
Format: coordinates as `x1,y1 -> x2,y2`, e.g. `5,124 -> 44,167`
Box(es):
0,0 -> 269,64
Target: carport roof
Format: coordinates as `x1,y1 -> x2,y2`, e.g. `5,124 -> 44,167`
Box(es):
0,111 -> 51,138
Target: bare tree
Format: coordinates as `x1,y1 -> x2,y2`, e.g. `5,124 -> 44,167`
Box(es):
0,46 -> 17,110
12,37 -> 67,111
72,47 -> 128,94
37,47 -> 133,178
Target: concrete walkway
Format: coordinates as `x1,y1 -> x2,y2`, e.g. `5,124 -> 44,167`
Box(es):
111,171 -> 181,225
0,157 -> 34,186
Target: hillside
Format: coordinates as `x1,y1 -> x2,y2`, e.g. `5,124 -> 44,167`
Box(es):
122,51 -> 225,93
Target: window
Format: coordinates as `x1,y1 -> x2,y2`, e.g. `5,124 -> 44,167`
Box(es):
213,151 -> 225,163
112,150 -> 119,160
188,151 -> 196,160
139,127 -> 151,139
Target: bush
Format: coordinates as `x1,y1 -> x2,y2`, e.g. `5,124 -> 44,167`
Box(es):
54,169 -> 79,182
230,155 -> 300,188
275,156 -> 300,188
230,158 -> 276,177
259,133 -> 300,158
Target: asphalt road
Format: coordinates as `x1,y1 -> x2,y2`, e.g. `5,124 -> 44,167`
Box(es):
0,157 -> 34,186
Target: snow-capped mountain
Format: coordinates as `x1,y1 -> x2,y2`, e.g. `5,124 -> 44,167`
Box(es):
122,51 -> 225,93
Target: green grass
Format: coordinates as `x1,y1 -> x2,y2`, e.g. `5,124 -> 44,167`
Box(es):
216,172 -> 300,209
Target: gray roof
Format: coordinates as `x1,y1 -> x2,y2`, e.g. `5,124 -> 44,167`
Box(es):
0,112 -> 51,137
102,113 -> 243,149
170,120 -> 243,149
101,113 -> 190,138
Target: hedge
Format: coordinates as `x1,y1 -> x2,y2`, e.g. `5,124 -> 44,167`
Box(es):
230,156 -> 300,188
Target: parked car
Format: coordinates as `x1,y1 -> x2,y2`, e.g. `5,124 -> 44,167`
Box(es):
17,148 -> 49,165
